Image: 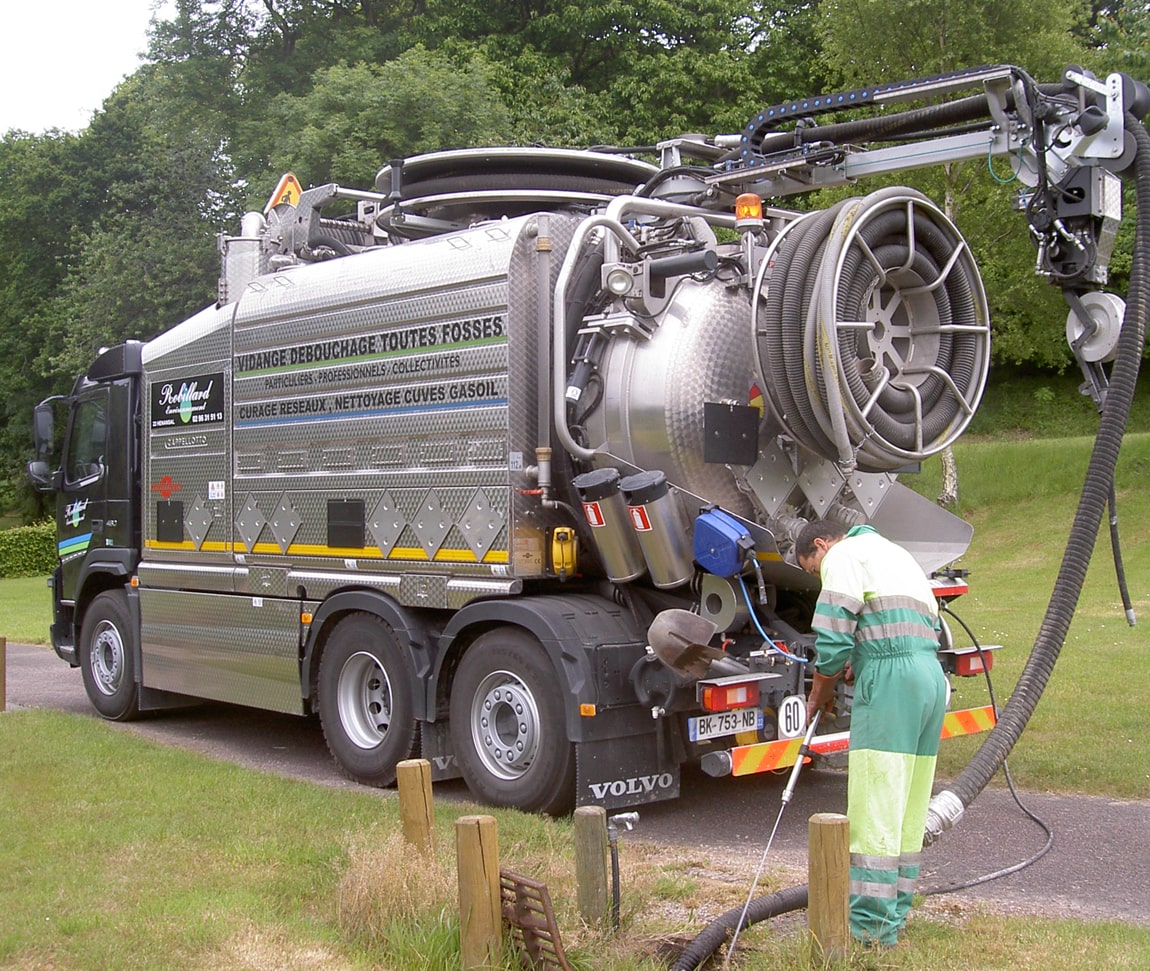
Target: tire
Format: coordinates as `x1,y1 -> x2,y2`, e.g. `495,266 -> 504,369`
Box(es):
317,613 -> 417,787
449,628 -> 576,815
79,589 -> 140,721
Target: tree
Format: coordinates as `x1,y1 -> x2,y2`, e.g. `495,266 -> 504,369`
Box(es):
35,67 -> 240,407
0,130 -> 116,516
406,0 -> 830,145
251,46 -> 516,188
820,0 -> 1087,81
1078,2 -> 1150,79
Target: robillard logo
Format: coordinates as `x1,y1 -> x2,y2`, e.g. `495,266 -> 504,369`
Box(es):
158,380 -> 212,416
151,372 -> 225,429
65,498 -> 89,529
587,772 -> 674,800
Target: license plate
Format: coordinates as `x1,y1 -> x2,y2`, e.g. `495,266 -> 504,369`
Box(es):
688,708 -> 763,742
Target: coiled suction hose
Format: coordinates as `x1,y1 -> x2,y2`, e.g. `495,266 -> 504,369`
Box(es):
755,188 -> 991,472
925,110 -> 1150,839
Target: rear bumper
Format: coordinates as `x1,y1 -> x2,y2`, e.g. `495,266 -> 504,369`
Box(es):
714,704 -> 997,777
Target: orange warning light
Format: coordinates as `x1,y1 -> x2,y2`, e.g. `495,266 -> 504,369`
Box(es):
734,192 -> 764,229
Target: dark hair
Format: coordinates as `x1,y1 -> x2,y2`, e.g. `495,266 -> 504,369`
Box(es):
794,519 -> 848,560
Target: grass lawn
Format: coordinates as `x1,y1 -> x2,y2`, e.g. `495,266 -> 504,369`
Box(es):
1,710 -> 1148,971
0,574 -> 52,645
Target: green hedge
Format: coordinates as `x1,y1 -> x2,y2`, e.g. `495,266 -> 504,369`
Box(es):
0,522 -> 56,578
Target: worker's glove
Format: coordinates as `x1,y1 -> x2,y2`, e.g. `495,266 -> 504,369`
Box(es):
806,671 -> 840,724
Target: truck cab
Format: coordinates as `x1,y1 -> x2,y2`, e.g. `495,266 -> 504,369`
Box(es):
29,343 -> 142,664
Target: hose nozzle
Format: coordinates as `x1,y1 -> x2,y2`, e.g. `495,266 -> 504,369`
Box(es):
923,789 -> 965,846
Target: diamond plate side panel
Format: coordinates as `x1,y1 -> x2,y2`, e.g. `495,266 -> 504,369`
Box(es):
459,489 -> 503,560
368,491 -> 405,555
141,302 -> 235,583
185,496 -> 213,549
136,212 -> 588,611
745,439 -> 798,517
797,457 -> 846,514
412,491 -> 453,558
269,494 -> 302,552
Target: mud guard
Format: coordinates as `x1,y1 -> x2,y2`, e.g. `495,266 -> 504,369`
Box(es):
576,736 -> 680,810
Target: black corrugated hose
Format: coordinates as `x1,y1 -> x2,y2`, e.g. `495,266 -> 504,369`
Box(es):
935,108 -> 1149,820
671,108 -> 1149,971
669,885 -> 809,971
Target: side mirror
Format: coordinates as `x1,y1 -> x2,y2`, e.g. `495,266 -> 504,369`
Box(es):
33,399 -> 60,460
27,460 -> 54,493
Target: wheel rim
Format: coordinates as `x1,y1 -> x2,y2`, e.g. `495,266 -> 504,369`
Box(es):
469,669 -> 541,781
336,651 -> 393,749
89,620 -> 125,697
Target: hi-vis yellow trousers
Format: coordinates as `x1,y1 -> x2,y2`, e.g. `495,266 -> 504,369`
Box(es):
846,649 -> 946,946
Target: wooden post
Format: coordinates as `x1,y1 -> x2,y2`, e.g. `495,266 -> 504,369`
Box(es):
0,637 -> 6,713
574,805 -> 609,923
808,812 -> 850,961
456,814 -> 502,971
397,758 -> 434,855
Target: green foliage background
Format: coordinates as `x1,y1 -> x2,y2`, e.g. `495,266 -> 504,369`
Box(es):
3,0 -> 1149,521
0,522 -> 55,577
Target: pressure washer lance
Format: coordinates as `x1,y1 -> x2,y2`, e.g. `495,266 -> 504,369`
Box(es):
608,811 -> 639,931
722,709 -> 822,968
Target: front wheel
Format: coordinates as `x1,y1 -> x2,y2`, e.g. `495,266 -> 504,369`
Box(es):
317,613 -> 417,787
449,628 -> 575,815
79,590 -> 140,721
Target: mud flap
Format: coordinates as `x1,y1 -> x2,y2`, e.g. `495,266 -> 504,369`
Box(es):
419,719 -> 463,781
575,727 -> 680,810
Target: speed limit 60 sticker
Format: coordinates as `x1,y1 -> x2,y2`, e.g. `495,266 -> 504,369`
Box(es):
777,695 -> 806,738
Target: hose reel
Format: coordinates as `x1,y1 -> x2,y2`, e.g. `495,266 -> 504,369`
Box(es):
755,188 -> 991,472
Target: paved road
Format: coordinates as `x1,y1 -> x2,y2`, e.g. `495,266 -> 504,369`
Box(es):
5,641 -> 1149,927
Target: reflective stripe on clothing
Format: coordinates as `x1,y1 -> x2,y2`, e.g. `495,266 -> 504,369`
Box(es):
850,878 -> 897,900
811,526 -> 940,676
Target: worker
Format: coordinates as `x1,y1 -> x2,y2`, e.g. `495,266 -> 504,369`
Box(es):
795,519 -> 946,948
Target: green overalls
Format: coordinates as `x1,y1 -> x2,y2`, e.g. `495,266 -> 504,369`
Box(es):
811,525 -> 946,946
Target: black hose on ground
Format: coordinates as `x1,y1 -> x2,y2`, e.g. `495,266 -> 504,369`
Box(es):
1107,482 -> 1137,626
669,885 -> 809,971
918,606 -> 1054,896
926,109 -> 1150,836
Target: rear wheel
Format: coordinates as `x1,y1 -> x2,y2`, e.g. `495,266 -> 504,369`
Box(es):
318,613 -> 417,787
449,628 -> 575,815
79,589 -> 140,721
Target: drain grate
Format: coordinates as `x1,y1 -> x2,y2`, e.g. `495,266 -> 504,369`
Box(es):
499,869 -> 573,971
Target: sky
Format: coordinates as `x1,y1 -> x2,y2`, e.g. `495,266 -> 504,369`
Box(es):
0,1 -> 171,135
